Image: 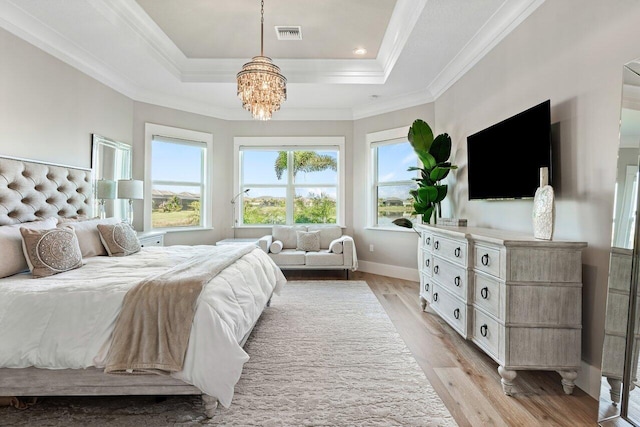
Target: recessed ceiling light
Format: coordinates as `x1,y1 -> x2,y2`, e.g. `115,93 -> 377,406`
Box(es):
353,48 -> 367,55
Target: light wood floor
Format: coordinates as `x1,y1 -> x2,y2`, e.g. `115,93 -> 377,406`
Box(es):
282,269 -> 599,426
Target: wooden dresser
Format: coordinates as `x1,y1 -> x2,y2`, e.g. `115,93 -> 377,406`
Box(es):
416,224 -> 587,395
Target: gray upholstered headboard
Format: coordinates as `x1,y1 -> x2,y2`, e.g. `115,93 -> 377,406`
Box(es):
0,156 -> 92,226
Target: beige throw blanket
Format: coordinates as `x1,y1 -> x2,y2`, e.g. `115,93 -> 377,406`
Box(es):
104,244 -> 256,375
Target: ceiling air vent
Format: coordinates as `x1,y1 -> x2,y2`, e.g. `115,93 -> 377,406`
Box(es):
275,26 -> 302,41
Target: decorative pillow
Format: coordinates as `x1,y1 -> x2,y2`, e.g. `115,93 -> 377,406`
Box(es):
62,217 -> 120,258
270,240 -> 283,254
328,238 -> 344,254
0,217 -> 59,278
96,222 -> 141,257
20,227 -> 83,278
307,225 -> 342,249
296,230 -> 321,252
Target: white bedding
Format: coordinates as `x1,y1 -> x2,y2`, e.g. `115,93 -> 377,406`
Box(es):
0,245 -> 286,407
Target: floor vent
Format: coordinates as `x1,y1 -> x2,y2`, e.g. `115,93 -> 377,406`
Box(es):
275,26 -> 302,40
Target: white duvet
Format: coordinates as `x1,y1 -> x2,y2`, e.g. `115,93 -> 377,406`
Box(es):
0,245 -> 286,407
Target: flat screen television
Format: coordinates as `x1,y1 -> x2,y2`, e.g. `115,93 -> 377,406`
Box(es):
467,99 -> 551,200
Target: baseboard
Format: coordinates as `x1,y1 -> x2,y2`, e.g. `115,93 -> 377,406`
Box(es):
576,360 -> 602,400
358,260 -> 420,282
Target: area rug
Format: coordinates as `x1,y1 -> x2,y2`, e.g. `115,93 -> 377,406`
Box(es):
1,280 -> 456,426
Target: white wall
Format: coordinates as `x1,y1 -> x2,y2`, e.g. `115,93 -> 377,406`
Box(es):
434,0 -> 640,395
0,28 -> 132,168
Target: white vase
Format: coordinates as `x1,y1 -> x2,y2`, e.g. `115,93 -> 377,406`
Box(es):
532,167 -> 554,240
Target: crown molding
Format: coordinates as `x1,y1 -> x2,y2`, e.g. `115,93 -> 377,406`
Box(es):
427,0 -> 545,99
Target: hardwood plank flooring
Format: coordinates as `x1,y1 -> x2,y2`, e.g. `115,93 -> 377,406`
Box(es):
282,269 -> 600,426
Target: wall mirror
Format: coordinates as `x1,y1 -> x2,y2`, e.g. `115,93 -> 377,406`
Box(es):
91,134 -> 131,221
599,59 -> 640,425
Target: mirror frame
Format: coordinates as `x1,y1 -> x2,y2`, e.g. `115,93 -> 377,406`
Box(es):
91,134 -> 132,221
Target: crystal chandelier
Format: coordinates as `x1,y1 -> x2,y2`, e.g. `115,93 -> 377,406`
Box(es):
237,0 -> 287,120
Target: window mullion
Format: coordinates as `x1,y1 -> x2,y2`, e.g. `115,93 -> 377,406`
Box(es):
286,151 -> 295,224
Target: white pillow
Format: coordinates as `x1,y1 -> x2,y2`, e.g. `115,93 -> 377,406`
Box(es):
296,230 -> 321,252
0,217 -> 58,278
62,217 -> 120,258
270,240 -> 283,254
328,238 -> 344,254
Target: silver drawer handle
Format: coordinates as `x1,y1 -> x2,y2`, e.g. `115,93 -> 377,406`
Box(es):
481,254 -> 489,266
453,308 -> 460,319
434,240 -> 440,250
481,287 -> 488,299
454,247 -> 461,257
434,265 -> 439,274
454,276 -> 461,287
480,324 -> 488,337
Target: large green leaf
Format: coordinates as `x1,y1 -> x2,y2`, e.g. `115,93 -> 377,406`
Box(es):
430,133 -> 452,164
408,119 -> 434,154
417,186 -> 438,204
417,152 -> 437,170
392,218 -> 414,229
433,185 -> 448,204
430,166 -> 449,182
421,206 -> 435,224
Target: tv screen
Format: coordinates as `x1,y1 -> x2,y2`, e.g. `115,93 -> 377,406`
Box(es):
467,100 -> 551,200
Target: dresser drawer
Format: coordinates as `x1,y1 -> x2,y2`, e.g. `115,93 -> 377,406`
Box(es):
432,257 -> 468,301
422,230 -> 433,252
421,250 -> 433,276
138,233 -> 165,247
420,273 -> 433,303
431,285 -> 467,337
432,234 -> 467,266
472,308 -> 502,360
474,243 -> 501,278
473,272 -> 502,319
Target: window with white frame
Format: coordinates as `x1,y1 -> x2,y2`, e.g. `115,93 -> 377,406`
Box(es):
368,126 -> 419,227
145,124 -> 212,230
234,137 -> 345,226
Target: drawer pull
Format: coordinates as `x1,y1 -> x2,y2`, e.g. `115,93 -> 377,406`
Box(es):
454,276 -> 461,287
454,247 -> 461,257
480,324 -> 488,337
454,308 -> 460,319
425,259 -> 430,268
424,283 -> 429,292
434,265 -> 439,274
481,253 -> 490,266
426,237 -> 431,245
434,241 -> 440,250
481,287 -> 488,299
433,292 -> 438,302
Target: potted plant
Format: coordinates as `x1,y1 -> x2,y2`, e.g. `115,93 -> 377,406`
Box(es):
393,119 -> 457,228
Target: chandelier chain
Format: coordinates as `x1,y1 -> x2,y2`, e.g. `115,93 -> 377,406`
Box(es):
260,0 -> 264,56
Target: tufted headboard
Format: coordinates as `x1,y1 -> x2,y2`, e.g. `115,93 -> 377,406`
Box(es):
0,156 -> 92,226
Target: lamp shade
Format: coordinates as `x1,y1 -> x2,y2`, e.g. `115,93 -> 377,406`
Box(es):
117,179 -> 144,200
96,179 -> 116,199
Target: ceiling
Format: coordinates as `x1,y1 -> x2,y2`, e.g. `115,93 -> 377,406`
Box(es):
0,0 -> 546,120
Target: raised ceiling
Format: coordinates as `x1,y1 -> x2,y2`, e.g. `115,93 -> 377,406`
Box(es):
0,0 -> 546,120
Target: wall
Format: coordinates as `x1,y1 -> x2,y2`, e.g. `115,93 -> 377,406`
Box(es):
0,28 -> 132,168
434,0 -> 640,396
133,101 -> 353,246
352,104 -> 435,280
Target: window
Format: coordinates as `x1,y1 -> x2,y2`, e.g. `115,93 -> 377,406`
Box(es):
234,137 -> 345,226
144,124 -> 213,231
368,126 -> 418,227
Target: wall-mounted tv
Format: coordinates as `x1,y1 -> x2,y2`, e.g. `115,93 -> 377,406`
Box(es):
467,99 -> 551,200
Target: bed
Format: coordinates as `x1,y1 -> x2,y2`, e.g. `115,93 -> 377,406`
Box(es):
0,156 -> 286,417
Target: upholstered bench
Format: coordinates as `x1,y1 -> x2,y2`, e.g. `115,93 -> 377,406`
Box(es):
258,225 -> 357,273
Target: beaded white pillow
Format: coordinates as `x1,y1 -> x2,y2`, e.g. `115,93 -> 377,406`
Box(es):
296,230 -> 320,252
96,222 -> 141,257
20,227 -> 83,278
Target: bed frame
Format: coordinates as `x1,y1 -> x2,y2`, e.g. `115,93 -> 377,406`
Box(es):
0,156 -> 269,417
